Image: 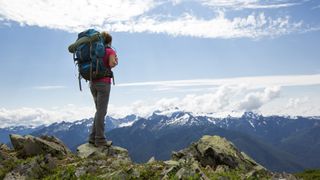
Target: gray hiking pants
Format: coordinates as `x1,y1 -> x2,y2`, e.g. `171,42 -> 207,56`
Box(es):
89,82 -> 111,144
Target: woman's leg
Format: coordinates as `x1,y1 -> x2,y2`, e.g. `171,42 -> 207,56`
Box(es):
93,83 -> 111,145
89,83 -> 98,143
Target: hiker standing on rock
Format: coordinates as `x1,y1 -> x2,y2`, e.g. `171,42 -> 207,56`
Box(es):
89,32 -> 118,147
68,30 -> 118,147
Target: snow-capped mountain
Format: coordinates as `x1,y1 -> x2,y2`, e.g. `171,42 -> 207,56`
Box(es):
141,110 -> 213,130
129,110 -> 319,136
0,115 -> 138,146
105,110 -> 320,172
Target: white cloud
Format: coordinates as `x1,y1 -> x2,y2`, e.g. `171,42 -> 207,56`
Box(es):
201,0 -> 299,9
286,97 -> 309,109
0,105 -> 94,128
262,96 -> 319,117
312,5 -> 320,10
108,85 -> 281,118
0,85 -> 246,127
1,84 -> 319,127
0,0 -> 158,31
112,84 -> 320,118
33,85 -> 66,90
108,12 -> 302,39
117,74 -> 320,89
238,86 -> 281,111
0,0 -> 308,39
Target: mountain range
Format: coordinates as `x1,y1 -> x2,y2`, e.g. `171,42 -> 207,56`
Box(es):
1,110 -> 319,173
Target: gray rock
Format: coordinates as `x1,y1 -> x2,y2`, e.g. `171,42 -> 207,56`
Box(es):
9,134 -> 71,158
175,167 -> 195,179
214,165 -> 229,173
164,160 -> 180,166
271,172 -> 298,180
75,167 -> 86,178
76,143 -> 130,162
108,145 -> 130,160
147,156 -> 156,164
0,143 -> 11,151
0,143 -> 12,160
3,172 -> 25,180
76,143 -> 100,158
171,135 -> 264,171
99,170 -> 129,179
127,166 -> 140,178
163,165 -> 180,177
9,134 -> 25,151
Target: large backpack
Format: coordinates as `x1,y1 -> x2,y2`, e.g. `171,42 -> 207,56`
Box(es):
68,29 -> 113,90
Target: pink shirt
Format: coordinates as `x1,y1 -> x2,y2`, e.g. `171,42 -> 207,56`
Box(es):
92,48 -> 117,84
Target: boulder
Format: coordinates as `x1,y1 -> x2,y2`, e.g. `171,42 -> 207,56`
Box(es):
147,156 -> 156,164
9,134 -> 71,158
163,160 -> 180,166
76,143 -> 130,161
171,135 -> 265,171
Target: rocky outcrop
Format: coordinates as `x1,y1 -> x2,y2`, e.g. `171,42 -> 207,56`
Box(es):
0,134 -> 299,179
161,135 -> 268,179
171,135 -> 265,170
9,134 -> 71,158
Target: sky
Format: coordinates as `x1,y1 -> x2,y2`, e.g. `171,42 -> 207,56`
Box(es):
0,0 -> 320,127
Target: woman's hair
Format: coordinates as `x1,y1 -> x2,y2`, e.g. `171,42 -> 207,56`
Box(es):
101,31 -> 112,45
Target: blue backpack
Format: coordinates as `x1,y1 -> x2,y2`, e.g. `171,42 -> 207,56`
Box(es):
69,29 -> 113,90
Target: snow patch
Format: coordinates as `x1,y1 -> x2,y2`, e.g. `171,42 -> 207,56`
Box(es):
249,120 -> 255,128
119,121 -> 136,127
166,114 -> 190,126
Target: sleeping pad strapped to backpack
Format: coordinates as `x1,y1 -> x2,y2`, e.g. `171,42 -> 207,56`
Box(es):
68,29 -> 113,90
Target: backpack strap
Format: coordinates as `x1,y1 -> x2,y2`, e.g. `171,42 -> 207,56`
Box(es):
73,52 -> 76,61
95,34 -> 104,75
78,73 -> 82,91
89,41 -> 93,82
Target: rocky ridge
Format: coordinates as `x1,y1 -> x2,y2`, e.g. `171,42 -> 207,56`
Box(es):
0,134 -> 297,179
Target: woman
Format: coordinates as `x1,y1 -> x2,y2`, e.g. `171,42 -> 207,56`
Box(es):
88,31 -> 118,147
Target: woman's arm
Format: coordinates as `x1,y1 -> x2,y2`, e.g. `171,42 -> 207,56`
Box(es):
109,54 -> 118,68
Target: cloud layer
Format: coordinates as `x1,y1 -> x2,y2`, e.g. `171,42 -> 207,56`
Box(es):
0,0 -> 313,38
108,85 -> 283,118
117,74 -> 320,90
0,74 -> 319,127
200,0 -> 299,9
0,105 -> 94,128
33,85 -> 66,90
1,82 -> 319,128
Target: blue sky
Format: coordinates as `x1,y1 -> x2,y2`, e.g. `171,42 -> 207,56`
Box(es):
0,0 -> 320,127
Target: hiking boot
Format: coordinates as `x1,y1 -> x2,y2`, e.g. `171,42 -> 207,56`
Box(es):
95,140 -> 112,148
88,140 -> 95,145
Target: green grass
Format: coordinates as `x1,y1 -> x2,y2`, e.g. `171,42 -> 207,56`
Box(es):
295,169 -> 320,180
0,156 -> 35,179
0,159 -> 19,179
44,166 -> 77,180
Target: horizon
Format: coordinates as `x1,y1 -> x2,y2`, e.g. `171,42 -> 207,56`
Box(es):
2,110 -> 320,129
1,0 -> 320,127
